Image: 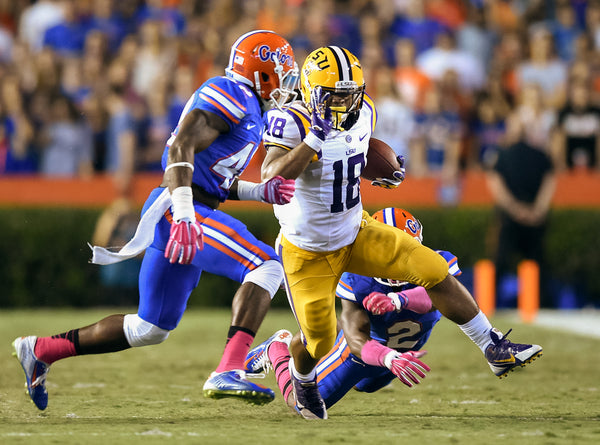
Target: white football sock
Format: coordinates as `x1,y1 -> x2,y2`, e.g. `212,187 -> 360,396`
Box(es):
458,310 -> 495,354
289,358 -> 316,382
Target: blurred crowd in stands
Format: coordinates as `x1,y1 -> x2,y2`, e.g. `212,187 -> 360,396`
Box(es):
1,0 -> 600,193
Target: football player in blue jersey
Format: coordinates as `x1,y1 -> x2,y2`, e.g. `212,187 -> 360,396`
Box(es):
244,208 -> 450,411
259,46 -> 542,419
12,30 -> 300,411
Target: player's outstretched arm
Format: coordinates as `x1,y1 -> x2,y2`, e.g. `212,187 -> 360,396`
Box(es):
363,286 -> 432,315
230,176 -> 295,205
340,299 -> 430,387
339,299 -> 374,356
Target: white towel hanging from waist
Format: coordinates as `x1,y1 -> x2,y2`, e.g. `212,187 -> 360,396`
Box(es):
89,187 -> 171,265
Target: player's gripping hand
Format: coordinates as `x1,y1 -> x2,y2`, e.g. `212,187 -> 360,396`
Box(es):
383,350 -> 430,388
363,287 -> 432,315
165,218 -> 204,265
309,86 -> 333,139
262,175 -> 296,205
304,86 -> 333,151
363,291 -> 403,315
371,155 -> 406,189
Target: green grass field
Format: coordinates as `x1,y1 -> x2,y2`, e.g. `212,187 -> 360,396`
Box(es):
1,308 -> 599,444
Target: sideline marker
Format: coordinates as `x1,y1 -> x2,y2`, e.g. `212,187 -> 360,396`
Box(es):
518,260 -> 540,323
474,259 -> 495,317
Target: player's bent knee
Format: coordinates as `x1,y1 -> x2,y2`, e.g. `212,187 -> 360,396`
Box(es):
123,314 -> 170,347
242,259 -> 283,299
410,245 -> 449,288
310,334 -> 337,360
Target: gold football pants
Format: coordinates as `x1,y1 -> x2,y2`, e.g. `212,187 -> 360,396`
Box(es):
277,211 -> 448,360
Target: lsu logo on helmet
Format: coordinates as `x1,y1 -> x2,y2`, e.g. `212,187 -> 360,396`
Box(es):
301,46 -> 365,131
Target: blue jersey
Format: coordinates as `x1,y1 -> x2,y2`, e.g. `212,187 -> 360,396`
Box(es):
161,76 -> 264,202
335,250 -> 461,351
315,250 -> 462,407
135,76 -> 280,332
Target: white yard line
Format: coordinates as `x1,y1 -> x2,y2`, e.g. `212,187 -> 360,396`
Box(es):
530,309 -> 600,338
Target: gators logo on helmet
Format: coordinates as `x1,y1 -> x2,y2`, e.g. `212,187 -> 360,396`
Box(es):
226,30 -> 299,110
372,207 -> 423,243
372,207 -> 424,287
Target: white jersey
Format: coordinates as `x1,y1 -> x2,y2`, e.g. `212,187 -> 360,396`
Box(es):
263,96 -> 377,252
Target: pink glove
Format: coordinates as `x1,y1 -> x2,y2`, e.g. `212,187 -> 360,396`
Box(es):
263,175 -> 295,205
384,350 -> 430,388
363,287 -> 432,315
363,291 -> 400,315
165,219 -> 204,264
361,340 -> 430,388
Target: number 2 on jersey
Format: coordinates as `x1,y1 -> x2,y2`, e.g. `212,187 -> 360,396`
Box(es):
386,320 -> 423,350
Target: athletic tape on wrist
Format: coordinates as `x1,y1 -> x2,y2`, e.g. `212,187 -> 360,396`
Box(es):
165,162 -> 194,173
236,180 -> 264,202
303,131 -> 323,152
170,186 -> 195,222
383,350 -> 399,369
389,292 -> 403,311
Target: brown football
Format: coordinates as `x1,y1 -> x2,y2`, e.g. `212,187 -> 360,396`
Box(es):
361,138 -> 400,181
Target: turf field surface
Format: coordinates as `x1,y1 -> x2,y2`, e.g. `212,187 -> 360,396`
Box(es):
1,308 -> 599,444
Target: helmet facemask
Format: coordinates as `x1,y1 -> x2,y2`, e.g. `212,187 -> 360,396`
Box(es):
225,30 -> 298,112
300,46 -> 366,131
374,277 -> 410,288
264,60 -> 299,111
322,82 -> 365,130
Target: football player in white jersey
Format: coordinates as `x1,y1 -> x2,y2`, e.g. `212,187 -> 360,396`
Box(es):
260,46 -> 543,420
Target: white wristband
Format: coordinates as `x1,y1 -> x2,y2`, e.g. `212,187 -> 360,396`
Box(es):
388,292 -> 402,311
165,162 -> 194,173
236,180 -> 265,202
383,350 -> 399,370
303,132 -> 324,152
170,186 -> 195,222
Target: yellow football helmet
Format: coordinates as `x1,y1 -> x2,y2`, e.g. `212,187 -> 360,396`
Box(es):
301,46 -> 365,131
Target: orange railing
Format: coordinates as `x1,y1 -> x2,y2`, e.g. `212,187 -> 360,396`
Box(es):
1,169 -> 599,208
